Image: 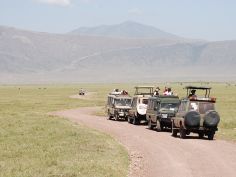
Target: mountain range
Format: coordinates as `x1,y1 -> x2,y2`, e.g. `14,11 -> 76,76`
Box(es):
70,21 -> 180,39
0,21 -> 235,83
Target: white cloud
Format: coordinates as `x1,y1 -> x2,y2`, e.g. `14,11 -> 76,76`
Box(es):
128,8 -> 142,15
37,0 -> 72,6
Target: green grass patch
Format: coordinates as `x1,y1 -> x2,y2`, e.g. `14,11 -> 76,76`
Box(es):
0,85 -> 128,177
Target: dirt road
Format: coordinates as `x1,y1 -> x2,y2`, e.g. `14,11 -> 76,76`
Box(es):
51,107 -> 236,177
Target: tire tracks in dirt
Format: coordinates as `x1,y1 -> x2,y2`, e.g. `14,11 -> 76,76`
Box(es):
50,107 -> 236,177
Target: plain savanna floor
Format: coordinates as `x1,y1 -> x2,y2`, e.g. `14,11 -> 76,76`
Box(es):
0,83 -> 235,177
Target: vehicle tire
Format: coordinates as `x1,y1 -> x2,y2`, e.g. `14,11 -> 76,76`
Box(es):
185,111 -> 200,128
208,131 -> 215,140
204,111 -> 220,128
114,114 -> 119,121
179,126 -> 186,139
107,111 -> 112,120
160,122 -> 164,131
128,117 -> 132,124
172,121 -> 178,137
133,116 -> 139,125
198,132 -> 204,139
148,119 -> 154,130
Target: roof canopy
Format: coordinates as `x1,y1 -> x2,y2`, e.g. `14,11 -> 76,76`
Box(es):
185,86 -> 211,90
135,86 -> 155,88
134,86 -> 154,95
185,86 -> 212,98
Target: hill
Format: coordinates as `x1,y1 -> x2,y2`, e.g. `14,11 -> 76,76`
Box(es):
69,21 -> 180,39
0,25 -> 235,83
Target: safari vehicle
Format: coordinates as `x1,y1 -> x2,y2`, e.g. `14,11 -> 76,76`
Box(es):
128,86 -> 154,125
79,88 -> 85,95
172,86 -> 220,140
146,95 -> 180,131
106,91 -> 132,121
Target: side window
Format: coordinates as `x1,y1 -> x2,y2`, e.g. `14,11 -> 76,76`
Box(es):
179,101 -> 187,112
153,100 -> 157,109
148,100 -> 153,109
131,98 -> 137,107
153,100 -> 159,110
131,98 -> 134,107
147,99 -> 151,109
112,98 -> 114,105
134,98 -> 137,107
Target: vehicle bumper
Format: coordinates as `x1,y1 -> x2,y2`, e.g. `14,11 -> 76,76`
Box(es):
137,114 -> 147,121
118,112 -> 129,118
160,118 -> 172,127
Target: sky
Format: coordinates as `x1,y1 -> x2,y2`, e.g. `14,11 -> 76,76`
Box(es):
0,0 -> 236,41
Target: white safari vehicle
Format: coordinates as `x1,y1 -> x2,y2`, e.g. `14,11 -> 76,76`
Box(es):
128,86 -> 154,125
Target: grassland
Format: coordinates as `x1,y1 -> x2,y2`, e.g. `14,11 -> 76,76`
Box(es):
0,85 -> 129,177
0,83 -> 235,177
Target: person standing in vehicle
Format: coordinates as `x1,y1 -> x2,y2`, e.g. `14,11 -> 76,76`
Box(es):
167,88 -> 173,95
189,89 -> 196,97
154,87 -> 160,96
163,87 -> 168,95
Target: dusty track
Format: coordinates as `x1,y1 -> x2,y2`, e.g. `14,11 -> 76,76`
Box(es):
51,107 -> 236,177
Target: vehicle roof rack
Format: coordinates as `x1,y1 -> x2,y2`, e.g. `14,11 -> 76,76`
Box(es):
185,86 -> 212,98
134,86 -> 155,88
185,86 -> 212,90
134,86 -> 154,95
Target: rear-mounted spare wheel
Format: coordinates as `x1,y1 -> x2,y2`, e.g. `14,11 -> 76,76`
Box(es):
137,104 -> 147,115
184,111 -> 201,128
203,110 -> 220,128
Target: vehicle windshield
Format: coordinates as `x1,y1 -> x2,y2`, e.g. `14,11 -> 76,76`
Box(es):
142,99 -> 148,105
160,103 -> 179,111
115,98 -> 132,106
139,98 -> 148,105
189,101 -> 215,114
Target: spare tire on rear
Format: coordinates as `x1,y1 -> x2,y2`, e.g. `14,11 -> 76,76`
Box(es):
203,110 -> 220,128
184,111 -> 200,128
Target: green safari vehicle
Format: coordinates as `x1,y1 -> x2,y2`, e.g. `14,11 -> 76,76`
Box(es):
146,95 -> 180,131
172,86 -> 220,140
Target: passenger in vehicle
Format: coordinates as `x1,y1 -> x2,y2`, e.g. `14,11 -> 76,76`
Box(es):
189,89 -> 196,97
166,88 -> 173,95
122,90 -> 128,95
114,88 -> 119,92
154,87 -> 160,96
163,87 -> 168,95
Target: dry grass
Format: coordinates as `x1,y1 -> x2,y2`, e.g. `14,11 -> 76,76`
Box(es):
0,82 -> 235,177
0,85 -> 128,177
